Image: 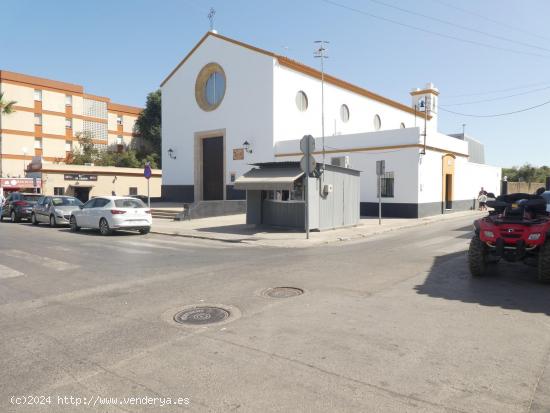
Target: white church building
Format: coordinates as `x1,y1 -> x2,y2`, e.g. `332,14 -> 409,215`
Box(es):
161,31 -> 501,218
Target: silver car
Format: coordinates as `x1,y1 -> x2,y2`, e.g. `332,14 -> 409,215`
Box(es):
31,195 -> 83,227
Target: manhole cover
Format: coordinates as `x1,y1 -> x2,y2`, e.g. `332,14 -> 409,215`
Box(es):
263,287 -> 304,298
173,306 -> 230,325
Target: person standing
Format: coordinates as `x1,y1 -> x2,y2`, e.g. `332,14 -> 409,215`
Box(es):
478,192 -> 488,211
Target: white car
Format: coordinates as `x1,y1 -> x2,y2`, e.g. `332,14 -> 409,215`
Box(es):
70,196 -> 152,235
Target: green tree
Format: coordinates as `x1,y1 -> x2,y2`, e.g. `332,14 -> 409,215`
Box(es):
133,89 -> 161,166
69,132 -> 101,165
0,92 -> 17,114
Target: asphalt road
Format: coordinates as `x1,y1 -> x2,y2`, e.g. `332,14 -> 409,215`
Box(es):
1,216 -> 550,412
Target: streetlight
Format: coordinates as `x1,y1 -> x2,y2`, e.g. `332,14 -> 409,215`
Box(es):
22,147 -> 28,176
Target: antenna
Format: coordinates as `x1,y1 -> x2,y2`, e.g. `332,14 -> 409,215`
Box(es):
314,40 -> 329,174
208,7 -> 216,32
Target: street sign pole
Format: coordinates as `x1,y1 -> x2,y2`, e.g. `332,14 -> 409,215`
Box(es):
376,160 -> 385,226
378,175 -> 382,225
144,161 -> 152,208
300,135 -> 316,240
305,143 -> 310,240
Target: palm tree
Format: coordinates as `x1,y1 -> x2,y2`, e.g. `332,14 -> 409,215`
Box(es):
0,92 -> 17,114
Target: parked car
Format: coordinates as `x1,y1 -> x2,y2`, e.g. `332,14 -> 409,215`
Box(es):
540,191 -> 550,212
128,194 -> 149,204
31,195 -> 83,227
70,196 -> 152,235
1,192 -> 42,222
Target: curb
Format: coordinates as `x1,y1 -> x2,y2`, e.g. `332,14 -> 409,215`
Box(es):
150,211 -> 482,247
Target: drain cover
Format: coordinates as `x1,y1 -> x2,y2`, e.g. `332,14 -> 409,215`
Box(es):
174,306 -> 230,325
263,287 -> 304,298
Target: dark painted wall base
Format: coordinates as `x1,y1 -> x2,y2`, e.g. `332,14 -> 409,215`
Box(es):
361,199 -> 477,218
226,185 -> 246,200
161,185 -> 194,203
161,185 -> 245,202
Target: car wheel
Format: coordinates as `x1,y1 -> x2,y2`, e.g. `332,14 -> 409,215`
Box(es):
31,213 -> 39,225
99,218 -> 112,236
139,227 -> 150,235
70,216 -> 80,232
10,210 -> 19,223
49,215 -> 57,228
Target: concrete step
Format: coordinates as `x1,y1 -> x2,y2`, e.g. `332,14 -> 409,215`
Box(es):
151,208 -> 181,220
176,200 -> 246,220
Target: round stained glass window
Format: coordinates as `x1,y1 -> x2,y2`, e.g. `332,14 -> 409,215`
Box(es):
195,63 -> 226,111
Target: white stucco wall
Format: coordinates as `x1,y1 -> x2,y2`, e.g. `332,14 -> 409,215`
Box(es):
273,64 -> 435,144
275,129 -> 422,204
161,35 -> 276,187
454,159 -> 502,200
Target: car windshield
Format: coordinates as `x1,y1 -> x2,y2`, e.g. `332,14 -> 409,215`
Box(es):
21,194 -> 41,202
114,199 -> 146,208
51,197 -> 83,206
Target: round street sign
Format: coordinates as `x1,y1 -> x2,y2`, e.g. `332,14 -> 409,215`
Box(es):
300,135 -> 315,154
300,155 -> 316,174
144,162 -> 152,179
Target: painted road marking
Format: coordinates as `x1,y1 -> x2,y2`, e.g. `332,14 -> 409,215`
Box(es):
0,249 -> 79,271
0,264 -> 24,279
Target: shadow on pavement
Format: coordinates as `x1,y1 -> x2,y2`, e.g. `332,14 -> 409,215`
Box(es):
58,228 -> 142,237
195,224 -> 301,236
415,250 -> 550,315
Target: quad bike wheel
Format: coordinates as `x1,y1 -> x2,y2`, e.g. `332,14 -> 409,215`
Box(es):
538,242 -> 550,283
468,235 -> 487,277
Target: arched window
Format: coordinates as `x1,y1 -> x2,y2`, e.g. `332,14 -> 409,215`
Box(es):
374,114 -> 381,131
295,91 -> 308,112
340,104 -> 350,122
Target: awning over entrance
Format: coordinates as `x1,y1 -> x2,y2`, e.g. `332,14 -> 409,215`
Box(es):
234,168 -> 304,191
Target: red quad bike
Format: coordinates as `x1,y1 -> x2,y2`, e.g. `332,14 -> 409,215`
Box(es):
469,193 -> 550,282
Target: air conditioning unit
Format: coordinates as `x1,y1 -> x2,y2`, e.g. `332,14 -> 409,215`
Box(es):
331,156 -> 350,168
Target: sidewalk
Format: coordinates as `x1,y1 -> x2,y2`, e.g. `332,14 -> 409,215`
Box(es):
150,210 -> 483,248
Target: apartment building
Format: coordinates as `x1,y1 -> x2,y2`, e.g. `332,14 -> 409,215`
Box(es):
0,70 -> 142,179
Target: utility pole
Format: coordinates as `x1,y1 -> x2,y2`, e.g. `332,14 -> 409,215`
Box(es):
314,41 -> 329,173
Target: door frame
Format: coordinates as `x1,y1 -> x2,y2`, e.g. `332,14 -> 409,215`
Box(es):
194,128 -> 226,202
441,154 -> 455,212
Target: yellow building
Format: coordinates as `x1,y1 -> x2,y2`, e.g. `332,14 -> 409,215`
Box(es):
0,70 -> 160,200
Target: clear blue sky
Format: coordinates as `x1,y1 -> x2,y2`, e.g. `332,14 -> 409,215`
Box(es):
3,0 -> 550,168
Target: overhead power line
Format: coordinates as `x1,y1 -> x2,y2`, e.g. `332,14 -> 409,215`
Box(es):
441,85 -> 550,107
445,81 -> 550,98
364,0 -> 550,53
432,0 -> 550,42
319,0 -> 550,59
439,99 -> 550,117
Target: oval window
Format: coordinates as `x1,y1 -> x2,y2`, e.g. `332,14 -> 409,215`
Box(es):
374,114 -> 381,131
340,104 -> 350,122
195,63 -> 226,111
296,91 -> 308,112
